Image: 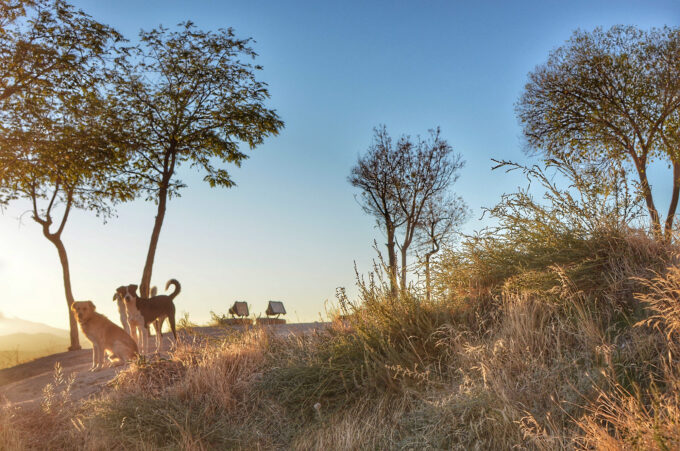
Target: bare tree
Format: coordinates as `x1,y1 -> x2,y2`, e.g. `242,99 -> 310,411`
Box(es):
393,128 -> 464,289
349,125 -> 464,294
416,194 -> 468,301
348,126 -> 405,295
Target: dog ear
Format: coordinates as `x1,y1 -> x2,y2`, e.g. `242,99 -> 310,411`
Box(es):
87,301 -> 96,310
70,302 -> 77,311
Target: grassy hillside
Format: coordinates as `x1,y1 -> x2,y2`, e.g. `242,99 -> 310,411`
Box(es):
2,167 -> 679,449
2,226 -> 679,449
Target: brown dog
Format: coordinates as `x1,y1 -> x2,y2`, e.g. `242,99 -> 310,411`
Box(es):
71,301 -> 138,371
123,279 -> 181,354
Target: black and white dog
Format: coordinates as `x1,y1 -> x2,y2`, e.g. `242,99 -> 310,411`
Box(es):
118,281 -> 179,354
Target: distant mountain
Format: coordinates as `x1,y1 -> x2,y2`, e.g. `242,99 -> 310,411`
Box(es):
0,314 -> 92,369
0,332 -> 74,370
0,332 -> 70,353
0,312 -> 68,337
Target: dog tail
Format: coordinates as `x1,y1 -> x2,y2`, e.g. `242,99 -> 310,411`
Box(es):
166,279 -> 181,300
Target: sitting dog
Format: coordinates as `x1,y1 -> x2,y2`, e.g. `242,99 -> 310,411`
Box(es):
71,301 -> 138,371
123,280 -> 180,354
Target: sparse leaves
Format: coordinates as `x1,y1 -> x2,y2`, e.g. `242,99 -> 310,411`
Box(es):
349,125 -> 466,293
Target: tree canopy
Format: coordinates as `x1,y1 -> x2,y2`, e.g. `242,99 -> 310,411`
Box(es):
109,22 -> 284,296
516,25 -> 680,239
0,0 -> 120,101
0,0 -> 125,350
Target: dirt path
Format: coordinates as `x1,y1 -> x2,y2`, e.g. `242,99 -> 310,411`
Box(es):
0,323 -> 327,408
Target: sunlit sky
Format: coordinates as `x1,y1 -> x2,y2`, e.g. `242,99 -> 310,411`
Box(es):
1,0 -> 679,330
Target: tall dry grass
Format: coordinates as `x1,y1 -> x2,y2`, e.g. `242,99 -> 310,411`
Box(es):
3,160 -> 680,449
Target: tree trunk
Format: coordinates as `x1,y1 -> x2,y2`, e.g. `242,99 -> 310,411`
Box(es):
664,161 -> 680,240
633,160 -> 662,239
424,254 -> 431,302
45,234 -> 81,351
400,229 -> 415,291
400,246 -> 408,291
386,227 -> 398,297
140,186 -> 168,298
423,247 -> 440,302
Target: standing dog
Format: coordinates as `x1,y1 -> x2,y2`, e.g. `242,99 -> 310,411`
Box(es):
71,301 -> 138,371
123,280 -> 180,354
114,286 -> 157,345
113,287 -> 131,336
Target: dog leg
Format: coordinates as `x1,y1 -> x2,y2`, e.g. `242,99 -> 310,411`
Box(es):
135,325 -> 143,354
154,318 -> 163,353
131,324 -> 138,347
137,325 -> 146,355
135,325 -> 142,354
90,344 -> 97,371
91,344 -> 102,371
111,341 -> 135,365
143,326 -> 151,354
169,314 -> 177,343
121,315 -> 131,336
118,302 -> 131,336
107,352 -> 124,367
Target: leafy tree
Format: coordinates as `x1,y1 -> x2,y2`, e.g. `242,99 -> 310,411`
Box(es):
416,193 -> 468,301
0,0 -> 122,350
0,0 -> 118,101
516,26 -> 680,240
349,126 -> 464,294
110,22 -> 284,297
0,59 -> 129,351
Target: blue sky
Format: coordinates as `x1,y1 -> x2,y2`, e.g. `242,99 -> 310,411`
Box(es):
1,0 -> 678,329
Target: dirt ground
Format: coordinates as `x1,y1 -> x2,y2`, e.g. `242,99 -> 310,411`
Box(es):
0,322 -> 327,408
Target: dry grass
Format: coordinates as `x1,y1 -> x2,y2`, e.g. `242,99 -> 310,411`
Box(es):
3,223 -> 680,449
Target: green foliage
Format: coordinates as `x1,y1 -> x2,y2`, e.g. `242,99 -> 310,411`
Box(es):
434,157 -> 650,303
110,21 -> 284,200
0,0 -> 127,216
517,26 -> 680,162
0,0 -> 121,102
516,25 -> 680,237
